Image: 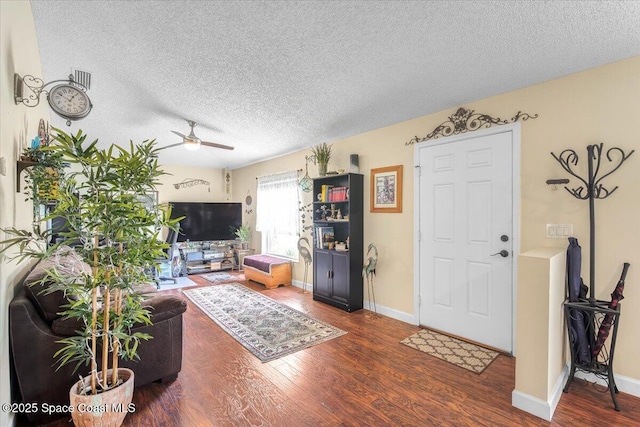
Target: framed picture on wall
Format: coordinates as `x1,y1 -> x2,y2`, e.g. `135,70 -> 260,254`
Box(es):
370,165 -> 403,213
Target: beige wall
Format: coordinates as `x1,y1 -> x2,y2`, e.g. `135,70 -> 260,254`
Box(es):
0,2 -> 51,426
233,56 -> 640,382
158,164 -> 230,204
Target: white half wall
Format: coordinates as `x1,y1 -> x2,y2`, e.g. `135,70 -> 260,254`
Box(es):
512,248 -> 566,420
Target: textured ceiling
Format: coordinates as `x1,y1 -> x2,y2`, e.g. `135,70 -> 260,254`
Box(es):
30,1 -> 640,169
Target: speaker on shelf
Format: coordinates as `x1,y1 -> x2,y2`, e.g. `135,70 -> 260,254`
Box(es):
349,154 -> 359,173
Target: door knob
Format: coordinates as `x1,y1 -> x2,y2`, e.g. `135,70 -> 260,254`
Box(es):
491,250 -> 509,258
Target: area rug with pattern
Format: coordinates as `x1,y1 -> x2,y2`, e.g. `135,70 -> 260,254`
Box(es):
400,329 -> 500,374
182,283 -> 347,362
201,272 -> 237,283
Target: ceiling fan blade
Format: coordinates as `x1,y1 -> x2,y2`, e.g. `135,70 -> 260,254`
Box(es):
159,143 -> 184,150
201,141 -> 235,151
171,130 -> 186,138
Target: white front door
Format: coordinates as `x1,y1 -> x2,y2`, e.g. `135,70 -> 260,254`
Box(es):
416,128 -> 516,353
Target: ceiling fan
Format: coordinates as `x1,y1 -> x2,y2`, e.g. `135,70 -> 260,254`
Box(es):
166,119 -> 234,151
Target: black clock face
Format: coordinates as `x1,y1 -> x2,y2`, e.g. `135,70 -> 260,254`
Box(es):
48,84 -> 92,120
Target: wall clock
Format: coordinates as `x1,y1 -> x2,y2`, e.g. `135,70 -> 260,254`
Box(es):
48,83 -> 92,125
14,71 -> 93,126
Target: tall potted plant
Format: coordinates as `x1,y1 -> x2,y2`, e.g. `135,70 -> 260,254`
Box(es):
310,142 -> 332,176
1,128 -> 179,427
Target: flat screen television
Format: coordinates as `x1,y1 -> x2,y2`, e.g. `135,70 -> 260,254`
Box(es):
169,202 -> 242,242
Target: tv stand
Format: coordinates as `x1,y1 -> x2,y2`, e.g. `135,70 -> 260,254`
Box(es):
178,240 -> 237,275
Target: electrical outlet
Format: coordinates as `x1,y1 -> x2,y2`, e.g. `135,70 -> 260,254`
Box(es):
546,224 -> 573,239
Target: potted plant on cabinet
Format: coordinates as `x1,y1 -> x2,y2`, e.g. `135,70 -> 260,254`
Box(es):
234,223 -> 252,250
1,128 -> 179,427
310,142 -> 332,176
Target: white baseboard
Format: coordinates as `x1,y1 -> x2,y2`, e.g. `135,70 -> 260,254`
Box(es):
512,390 -> 553,421
511,365 -> 568,422
363,299 -> 416,324
291,279 -> 311,291
569,362 -> 640,398
291,280 -> 416,324
550,365 -> 569,417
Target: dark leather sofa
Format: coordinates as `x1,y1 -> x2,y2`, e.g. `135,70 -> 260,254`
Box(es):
9,249 -> 188,425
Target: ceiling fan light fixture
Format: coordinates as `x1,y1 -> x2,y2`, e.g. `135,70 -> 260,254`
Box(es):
169,119 -> 233,151
183,137 -> 201,150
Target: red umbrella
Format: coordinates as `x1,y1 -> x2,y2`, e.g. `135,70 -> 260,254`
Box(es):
592,263 -> 630,358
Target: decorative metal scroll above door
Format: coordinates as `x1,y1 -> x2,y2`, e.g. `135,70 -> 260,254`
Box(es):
405,107 -> 538,145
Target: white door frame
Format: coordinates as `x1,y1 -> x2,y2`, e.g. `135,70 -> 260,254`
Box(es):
412,123 -> 521,355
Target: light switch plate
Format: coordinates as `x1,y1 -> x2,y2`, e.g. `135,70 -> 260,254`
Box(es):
546,224 -> 573,239
0,157 -> 6,176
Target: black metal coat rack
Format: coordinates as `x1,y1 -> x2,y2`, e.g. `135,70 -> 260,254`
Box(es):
552,143 -> 634,303
551,143 -> 634,410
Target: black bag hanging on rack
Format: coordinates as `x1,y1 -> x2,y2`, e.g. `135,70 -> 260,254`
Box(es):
566,237 -> 591,365
567,238 -> 582,301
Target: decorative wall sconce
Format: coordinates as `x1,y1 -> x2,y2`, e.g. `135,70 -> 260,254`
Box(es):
14,70 -> 93,125
173,178 -> 210,192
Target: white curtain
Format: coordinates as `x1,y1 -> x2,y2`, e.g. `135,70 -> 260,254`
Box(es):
256,171 -> 300,236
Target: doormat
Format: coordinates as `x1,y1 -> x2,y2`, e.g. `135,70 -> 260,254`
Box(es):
400,329 -> 499,374
201,272 -> 236,283
182,283 -> 346,362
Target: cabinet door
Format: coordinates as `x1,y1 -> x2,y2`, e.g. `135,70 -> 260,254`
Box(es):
314,250 -> 332,298
330,252 -> 349,303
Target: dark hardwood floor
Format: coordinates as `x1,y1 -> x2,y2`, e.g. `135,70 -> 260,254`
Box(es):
32,273 -> 640,426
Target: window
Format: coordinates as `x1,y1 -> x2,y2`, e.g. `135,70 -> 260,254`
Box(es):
256,171 -> 300,259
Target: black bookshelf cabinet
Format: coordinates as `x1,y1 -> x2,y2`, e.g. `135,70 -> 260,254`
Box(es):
312,173 -> 363,312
